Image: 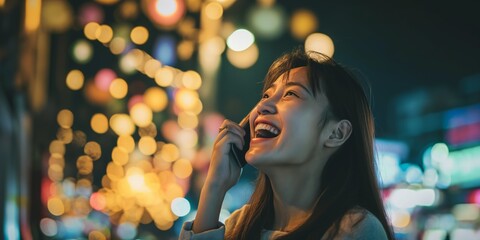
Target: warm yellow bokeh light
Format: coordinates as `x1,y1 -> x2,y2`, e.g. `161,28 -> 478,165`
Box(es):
177,129 -> 198,148
226,43 -> 259,69
159,144 -> 180,162
177,40 -> 195,61
88,230 -> 106,240
304,33 -> 335,58
205,1 -> 223,20
119,52 -> 138,74
144,59 -> 162,78
112,146 -> 129,165
49,140 -> 66,157
25,0 -> 41,32
77,155 -> 94,175
172,158 -> 193,179
109,78 -> 128,99
84,141 -> 102,160
130,26 -> 149,45
91,113 -> 109,134
66,70 -> 85,90
84,22 -> 100,40
48,164 -> 64,182
41,0 -> 73,32
392,210 -> 411,228
144,87 -> 168,112
181,70 -> 202,90
178,111 -> 198,129
117,135 -> 135,153
47,197 -> 65,216
106,162 -> 125,181
57,109 -> 74,128
290,9 -> 318,40
175,89 -> 199,111
139,123 -> 158,137
109,114 -> 136,136
165,183 -> 184,201
95,24 -> 114,43
138,136 -> 157,155
56,128 -> 73,144
109,37 -> 126,55
95,0 -> 119,5
129,103 -> 153,128
155,67 -> 175,87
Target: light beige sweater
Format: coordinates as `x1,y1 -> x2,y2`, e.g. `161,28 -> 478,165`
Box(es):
179,205 -> 388,240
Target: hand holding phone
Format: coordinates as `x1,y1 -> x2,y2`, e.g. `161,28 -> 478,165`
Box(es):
231,115 -> 250,168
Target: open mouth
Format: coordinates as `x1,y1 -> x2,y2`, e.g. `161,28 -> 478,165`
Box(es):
254,123 -> 280,138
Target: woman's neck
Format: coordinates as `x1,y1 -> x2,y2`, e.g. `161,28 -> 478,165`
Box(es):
266,166 -> 323,232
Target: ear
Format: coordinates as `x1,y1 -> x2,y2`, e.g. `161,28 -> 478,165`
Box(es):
325,120 -> 352,148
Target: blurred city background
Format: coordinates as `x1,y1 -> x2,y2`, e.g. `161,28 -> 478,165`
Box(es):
1,0 -> 480,239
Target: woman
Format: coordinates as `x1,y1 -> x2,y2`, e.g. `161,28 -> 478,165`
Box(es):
180,48 -> 395,239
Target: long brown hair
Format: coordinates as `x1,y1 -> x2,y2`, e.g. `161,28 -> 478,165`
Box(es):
226,48 -> 394,240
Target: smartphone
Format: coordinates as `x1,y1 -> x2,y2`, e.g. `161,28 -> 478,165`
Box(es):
231,115 -> 250,168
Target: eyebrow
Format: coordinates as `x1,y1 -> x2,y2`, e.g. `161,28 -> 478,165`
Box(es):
285,81 -> 313,96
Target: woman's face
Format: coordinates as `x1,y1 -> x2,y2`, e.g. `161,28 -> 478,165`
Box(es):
246,67 -> 334,167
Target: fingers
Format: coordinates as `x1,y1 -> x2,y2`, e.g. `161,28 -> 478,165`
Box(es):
215,120 -> 246,149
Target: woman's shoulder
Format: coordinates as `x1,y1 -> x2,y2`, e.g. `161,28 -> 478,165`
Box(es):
335,206 -> 388,239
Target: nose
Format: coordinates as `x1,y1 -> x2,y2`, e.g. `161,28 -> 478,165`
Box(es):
256,96 -> 277,115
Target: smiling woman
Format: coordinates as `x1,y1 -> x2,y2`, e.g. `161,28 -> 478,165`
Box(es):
179,48 -> 395,240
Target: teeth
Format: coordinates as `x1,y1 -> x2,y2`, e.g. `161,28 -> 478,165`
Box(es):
255,123 -> 280,135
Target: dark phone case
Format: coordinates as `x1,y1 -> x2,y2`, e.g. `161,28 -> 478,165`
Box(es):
231,116 -> 250,168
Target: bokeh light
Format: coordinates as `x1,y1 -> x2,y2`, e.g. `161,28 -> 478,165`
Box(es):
84,22 -> 101,40
178,111 -> 198,129
170,197 -> 190,217
112,146 -> 129,165
181,70 -> 202,90
78,3 -> 104,26
129,102 -> 153,127
138,136 -> 157,155
154,35 -> 177,66
91,113 -> 109,134
47,197 -> 65,216
39,218 -> 58,237
66,70 -> 85,91
304,33 -> 335,58
175,89 -> 199,111
109,78 -> 129,99
72,40 -> 93,64
172,158 -> 193,179
57,109 -> 74,128
144,87 -> 168,112
155,67 -> 175,87
204,1 -> 223,20
158,143 -> 180,162
117,135 -> 136,153
247,5 -> 286,40
227,29 -> 255,52
95,24 -> 114,43
77,155 -> 94,175
84,141 -> 102,160
110,114 -> 136,136
143,0 -> 186,27
144,59 -> 162,78
290,9 -> 318,40
95,68 -> 117,92
116,222 -> 137,240
41,0 -> 73,32
130,26 -> 149,45
226,43 -> 259,69
109,37 -> 127,55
